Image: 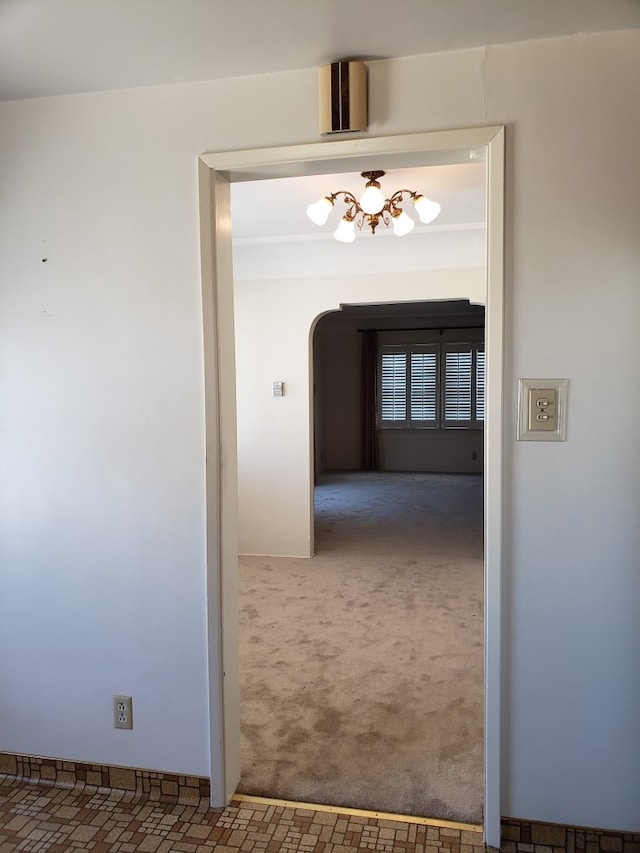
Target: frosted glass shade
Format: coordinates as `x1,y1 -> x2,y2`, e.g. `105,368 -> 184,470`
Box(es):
359,184 -> 385,215
413,195 -> 441,224
334,217 -> 356,243
392,210 -> 415,236
306,197 -> 334,225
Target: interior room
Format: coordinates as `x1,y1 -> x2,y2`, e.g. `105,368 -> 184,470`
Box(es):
231,166 -> 487,821
2,3 -> 640,852
231,164 -> 487,558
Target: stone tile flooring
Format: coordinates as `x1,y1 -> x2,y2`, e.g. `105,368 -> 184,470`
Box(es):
0,778 -> 486,853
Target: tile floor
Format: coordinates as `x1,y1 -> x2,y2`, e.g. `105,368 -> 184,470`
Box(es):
0,777 -> 486,853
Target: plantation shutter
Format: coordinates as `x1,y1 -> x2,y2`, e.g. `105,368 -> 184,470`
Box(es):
379,341 -> 483,429
475,349 -> 485,422
444,348 -> 473,423
380,351 -> 407,421
410,350 -> 438,422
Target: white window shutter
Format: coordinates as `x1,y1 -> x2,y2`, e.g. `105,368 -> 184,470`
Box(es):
475,349 -> 485,422
379,340 -> 483,430
410,351 -> 438,422
444,349 -> 473,422
380,351 -> 407,421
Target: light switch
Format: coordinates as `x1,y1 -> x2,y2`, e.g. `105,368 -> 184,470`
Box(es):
517,379 -> 568,441
527,386 -> 557,432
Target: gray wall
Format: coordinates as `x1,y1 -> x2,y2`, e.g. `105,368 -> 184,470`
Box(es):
314,302 -> 485,473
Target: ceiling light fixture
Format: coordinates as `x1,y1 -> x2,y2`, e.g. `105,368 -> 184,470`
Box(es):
306,170 -> 441,243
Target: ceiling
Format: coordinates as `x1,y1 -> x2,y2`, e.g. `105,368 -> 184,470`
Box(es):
1,0 -> 639,102
231,165 -> 486,241
231,163 -> 487,280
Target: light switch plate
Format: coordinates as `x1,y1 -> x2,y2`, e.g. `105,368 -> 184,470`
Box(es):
517,379 -> 568,441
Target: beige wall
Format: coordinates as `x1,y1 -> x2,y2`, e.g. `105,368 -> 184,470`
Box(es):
1,29 -> 639,831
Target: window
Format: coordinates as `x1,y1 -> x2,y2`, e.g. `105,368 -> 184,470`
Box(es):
379,342 -> 484,429
380,350 -> 408,421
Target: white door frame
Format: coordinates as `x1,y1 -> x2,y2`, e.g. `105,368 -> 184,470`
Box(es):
198,126 -> 505,848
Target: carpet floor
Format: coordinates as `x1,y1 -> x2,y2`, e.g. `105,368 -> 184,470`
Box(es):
237,471 -> 484,825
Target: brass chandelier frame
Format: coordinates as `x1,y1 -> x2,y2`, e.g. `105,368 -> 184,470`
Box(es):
326,170 -> 423,234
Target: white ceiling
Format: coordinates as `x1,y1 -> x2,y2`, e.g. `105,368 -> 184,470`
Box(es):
1,0 -> 639,102
231,164 -> 486,241
231,163 -> 487,280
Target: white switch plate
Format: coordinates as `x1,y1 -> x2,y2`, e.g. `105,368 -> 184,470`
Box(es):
517,379 -> 568,441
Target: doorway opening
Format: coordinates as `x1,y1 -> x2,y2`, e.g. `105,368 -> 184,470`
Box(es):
310,299 -> 485,820
238,469 -> 485,822
198,126 -> 505,847
237,291 -> 486,821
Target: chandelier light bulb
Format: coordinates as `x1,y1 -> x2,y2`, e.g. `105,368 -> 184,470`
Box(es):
413,195 -> 441,225
359,183 -> 385,215
334,217 -> 356,243
392,209 -> 415,237
306,196 -> 334,225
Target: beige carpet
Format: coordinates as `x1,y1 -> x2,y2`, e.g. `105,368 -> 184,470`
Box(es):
237,471 -> 484,824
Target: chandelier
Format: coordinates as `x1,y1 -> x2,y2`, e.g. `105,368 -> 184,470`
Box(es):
306,170 -> 441,243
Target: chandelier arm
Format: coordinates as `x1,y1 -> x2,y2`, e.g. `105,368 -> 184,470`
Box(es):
380,200 -> 402,222
330,190 -> 362,221
331,190 -> 358,206
388,189 -> 419,205
310,176 -> 436,240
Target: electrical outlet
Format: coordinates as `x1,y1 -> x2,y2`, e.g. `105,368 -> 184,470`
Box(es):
113,695 -> 133,730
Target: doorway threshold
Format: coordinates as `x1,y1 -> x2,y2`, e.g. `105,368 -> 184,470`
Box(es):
232,793 -> 482,832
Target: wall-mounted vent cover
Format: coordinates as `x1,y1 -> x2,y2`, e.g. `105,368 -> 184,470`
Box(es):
318,61 -> 368,135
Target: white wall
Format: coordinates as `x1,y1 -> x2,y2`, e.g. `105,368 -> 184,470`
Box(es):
0,71 -> 318,776
487,34 -> 640,827
234,269 -> 484,556
1,29 -> 639,831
